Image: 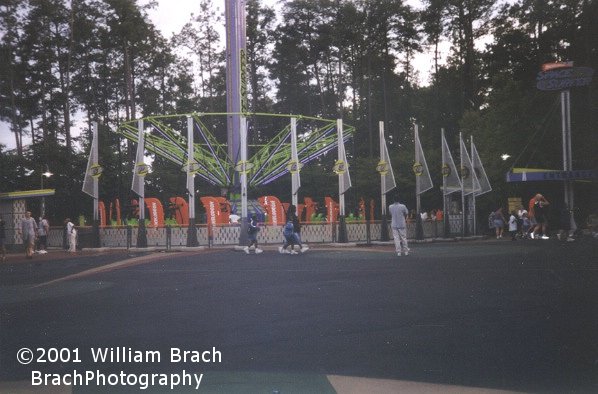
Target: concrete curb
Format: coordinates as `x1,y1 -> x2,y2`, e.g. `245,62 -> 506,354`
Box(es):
168,246 -> 206,252
80,237 -> 488,254
81,246 -> 206,253
370,241 -> 394,245
367,236 -> 487,245
81,247 -> 128,252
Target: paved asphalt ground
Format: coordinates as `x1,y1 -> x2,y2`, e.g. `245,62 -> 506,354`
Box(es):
1,238 -> 597,393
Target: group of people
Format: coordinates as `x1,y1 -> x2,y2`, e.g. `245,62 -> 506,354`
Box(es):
0,212 -> 78,260
406,209 -> 443,223
491,193 -> 553,240
242,195 -> 412,258
243,204 -> 309,255
19,211 -> 51,258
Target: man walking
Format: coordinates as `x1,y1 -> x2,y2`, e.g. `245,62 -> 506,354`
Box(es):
389,193 -> 409,257
20,211 -> 37,259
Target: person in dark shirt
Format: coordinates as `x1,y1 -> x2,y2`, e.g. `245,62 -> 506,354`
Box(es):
244,215 -> 262,254
531,194 -> 550,239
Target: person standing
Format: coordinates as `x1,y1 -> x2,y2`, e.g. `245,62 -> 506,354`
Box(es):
388,193 -> 409,257
493,207 -> 506,239
0,216 -> 6,263
521,212 -> 531,239
66,218 -> 77,252
508,211 -> 518,240
37,216 -> 49,254
532,194 -> 550,239
517,206 -> 527,238
20,211 -> 37,258
244,214 -> 262,254
436,209 -> 443,222
527,196 -> 538,237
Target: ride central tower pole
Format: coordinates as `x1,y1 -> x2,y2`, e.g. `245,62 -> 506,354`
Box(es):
225,0 -> 247,191
225,0 -> 248,244
561,90 -> 574,222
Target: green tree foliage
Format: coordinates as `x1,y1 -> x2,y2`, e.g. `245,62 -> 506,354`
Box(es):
1,0 -> 596,224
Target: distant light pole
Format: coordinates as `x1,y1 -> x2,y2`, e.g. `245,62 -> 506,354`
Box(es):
41,165 -> 53,217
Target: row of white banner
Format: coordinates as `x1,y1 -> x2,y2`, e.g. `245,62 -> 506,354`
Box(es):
379,123 -> 491,199
83,120 -> 491,210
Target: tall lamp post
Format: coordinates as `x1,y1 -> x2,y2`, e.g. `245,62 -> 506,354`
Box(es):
40,165 -> 53,217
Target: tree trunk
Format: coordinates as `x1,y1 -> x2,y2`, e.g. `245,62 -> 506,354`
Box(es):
9,71 -> 23,156
366,51 -> 373,158
62,0 -> 77,155
124,42 -> 136,120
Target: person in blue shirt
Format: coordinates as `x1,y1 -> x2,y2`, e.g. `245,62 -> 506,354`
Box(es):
279,205 -> 308,254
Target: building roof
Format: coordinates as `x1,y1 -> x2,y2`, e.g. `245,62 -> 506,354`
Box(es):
0,189 -> 56,200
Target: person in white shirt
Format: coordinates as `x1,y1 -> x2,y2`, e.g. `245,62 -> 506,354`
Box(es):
389,193 -> 410,257
66,218 -> 77,253
517,206 -> 527,219
509,211 -> 518,240
37,216 -> 49,254
20,211 -> 37,259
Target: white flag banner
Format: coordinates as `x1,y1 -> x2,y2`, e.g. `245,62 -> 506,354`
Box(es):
414,124 -> 433,195
186,116 -> 198,195
441,129 -> 461,195
131,120 -> 148,198
378,122 -> 396,194
471,140 -> 492,197
240,116 -> 248,219
290,117 -> 302,195
335,119 -> 352,194
460,133 -> 480,196
82,122 -> 101,198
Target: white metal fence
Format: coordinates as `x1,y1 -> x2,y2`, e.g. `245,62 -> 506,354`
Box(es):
43,219 -> 460,249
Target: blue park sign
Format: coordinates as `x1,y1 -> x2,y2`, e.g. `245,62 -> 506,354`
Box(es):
536,66 -> 594,91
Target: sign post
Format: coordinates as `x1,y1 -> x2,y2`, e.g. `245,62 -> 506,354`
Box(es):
536,62 -> 594,233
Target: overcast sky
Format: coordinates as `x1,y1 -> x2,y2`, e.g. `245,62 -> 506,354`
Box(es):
1,0 -> 444,151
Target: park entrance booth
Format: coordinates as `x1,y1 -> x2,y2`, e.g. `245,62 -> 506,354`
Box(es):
0,189 -> 55,248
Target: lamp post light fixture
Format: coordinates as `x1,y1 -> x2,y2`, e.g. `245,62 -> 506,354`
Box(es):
40,165 -> 53,217
42,169 -> 54,179
501,154 -> 511,161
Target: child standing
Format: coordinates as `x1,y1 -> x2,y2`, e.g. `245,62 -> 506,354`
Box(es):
244,215 -> 262,254
509,211 -> 518,240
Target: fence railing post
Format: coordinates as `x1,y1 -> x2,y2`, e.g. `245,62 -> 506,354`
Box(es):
166,226 -> 171,250
126,226 -> 132,250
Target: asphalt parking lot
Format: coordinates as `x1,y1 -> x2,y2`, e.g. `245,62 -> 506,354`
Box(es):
1,238 -> 597,393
